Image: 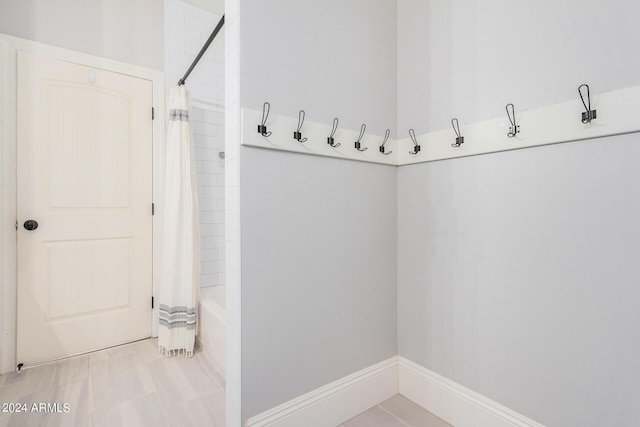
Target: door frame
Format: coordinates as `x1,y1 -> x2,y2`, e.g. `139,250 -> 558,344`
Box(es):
0,34 -> 166,374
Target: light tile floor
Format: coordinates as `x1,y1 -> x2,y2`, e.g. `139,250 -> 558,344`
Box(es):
0,338 -> 225,427
340,395 -> 453,427
1,340 -> 450,427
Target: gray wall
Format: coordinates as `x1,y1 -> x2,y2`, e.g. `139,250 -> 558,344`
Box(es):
0,0 -> 164,70
398,0 -> 640,134
397,1 -> 640,426
241,149 -> 397,420
238,1 -> 399,422
398,135 -> 640,426
397,0 -> 429,135
240,0 -> 397,137
239,0 -> 640,425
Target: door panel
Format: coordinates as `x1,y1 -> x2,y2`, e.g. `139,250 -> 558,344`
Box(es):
16,52 -> 153,366
48,84 -> 131,208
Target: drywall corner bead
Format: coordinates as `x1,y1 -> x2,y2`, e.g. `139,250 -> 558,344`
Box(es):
240,84 -> 640,167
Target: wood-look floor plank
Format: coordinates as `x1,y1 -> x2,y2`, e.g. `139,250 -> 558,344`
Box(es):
340,405 -> 410,427
51,355 -> 89,388
163,390 -> 226,427
0,340 -> 453,427
193,347 -> 226,390
149,353 -> 223,413
7,379 -> 90,427
91,392 -> 168,427
380,395 -> 453,427
0,412 -> 9,427
0,338 -> 225,427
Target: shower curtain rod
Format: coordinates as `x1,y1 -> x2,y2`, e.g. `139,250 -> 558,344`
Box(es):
177,14 -> 225,86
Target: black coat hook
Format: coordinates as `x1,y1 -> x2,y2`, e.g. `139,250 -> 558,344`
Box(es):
294,110 -> 307,143
258,102 -> 272,136
578,84 -> 597,124
451,118 -> 464,147
408,129 -> 421,154
327,118 -> 341,147
379,129 -> 392,155
506,103 -> 520,138
354,124 -> 368,151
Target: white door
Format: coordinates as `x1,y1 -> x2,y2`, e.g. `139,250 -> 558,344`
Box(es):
16,52 -> 153,366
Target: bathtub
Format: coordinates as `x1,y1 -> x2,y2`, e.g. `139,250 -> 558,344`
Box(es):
198,285 -> 226,374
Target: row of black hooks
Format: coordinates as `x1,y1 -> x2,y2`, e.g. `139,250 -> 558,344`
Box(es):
258,102 -> 395,155
410,83 -> 597,152
257,84 -> 597,156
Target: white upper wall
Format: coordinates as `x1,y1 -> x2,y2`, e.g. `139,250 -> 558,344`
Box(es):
397,0 -> 430,136
183,0 -> 224,15
239,0 -> 398,137
165,0 -> 224,100
398,0 -> 640,134
0,0 -> 164,70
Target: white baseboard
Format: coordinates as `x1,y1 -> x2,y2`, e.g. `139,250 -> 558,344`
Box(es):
398,357 -> 545,427
244,357 -> 398,427
245,356 -> 545,427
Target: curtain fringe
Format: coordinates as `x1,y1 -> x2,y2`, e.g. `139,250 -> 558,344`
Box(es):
159,345 -> 194,358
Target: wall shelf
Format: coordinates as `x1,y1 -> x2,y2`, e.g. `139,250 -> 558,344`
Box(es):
241,84 -> 640,166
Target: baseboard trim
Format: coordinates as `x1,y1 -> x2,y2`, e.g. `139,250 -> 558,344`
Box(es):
245,356 -> 545,427
244,357 -> 398,427
398,357 -> 545,427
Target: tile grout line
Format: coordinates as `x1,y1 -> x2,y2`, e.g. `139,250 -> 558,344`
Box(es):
142,356 -> 172,421
377,404 -> 412,427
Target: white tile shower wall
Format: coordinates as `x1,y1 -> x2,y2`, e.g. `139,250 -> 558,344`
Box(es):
165,0 -> 225,103
193,106 -> 226,286
165,0 -> 225,287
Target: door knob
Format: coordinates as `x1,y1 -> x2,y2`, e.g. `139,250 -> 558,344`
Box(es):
23,220 -> 39,231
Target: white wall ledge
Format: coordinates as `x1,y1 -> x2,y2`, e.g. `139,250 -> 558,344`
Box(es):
241,84 -> 640,166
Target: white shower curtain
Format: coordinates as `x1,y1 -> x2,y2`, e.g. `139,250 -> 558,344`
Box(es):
158,86 -> 200,357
